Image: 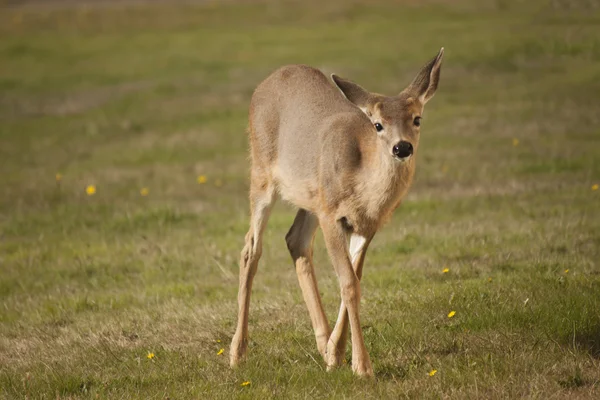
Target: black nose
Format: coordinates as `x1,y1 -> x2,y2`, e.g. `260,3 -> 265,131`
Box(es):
393,141 -> 413,159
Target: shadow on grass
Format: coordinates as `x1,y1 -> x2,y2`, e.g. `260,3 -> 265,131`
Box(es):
558,368 -> 586,389
375,362 -> 409,381
572,324 -> 600,359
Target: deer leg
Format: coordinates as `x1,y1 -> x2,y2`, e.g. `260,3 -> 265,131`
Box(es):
286,209 -> 331,359
320,217 -> 373,377
230,181 -> 275,367
326,233 -> 371,369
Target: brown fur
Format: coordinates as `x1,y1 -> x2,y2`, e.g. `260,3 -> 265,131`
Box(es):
230,49 -> 444,377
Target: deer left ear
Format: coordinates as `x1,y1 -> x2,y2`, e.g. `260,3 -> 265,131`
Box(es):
331,74 -> 371,109
406,48 -> 444,105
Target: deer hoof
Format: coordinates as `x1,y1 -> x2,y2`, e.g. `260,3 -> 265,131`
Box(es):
352,359 -> 374,378
229,336 -> 247,368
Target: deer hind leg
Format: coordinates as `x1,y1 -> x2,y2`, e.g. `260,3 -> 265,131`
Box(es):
286,209 -> 331,359
230,175 -> 275,367
326,233 -> 371,369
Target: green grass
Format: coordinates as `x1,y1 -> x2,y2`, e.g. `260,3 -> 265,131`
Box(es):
1,0 -> 600,398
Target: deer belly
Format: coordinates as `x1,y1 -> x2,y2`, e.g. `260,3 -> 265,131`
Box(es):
272,165 -> 319,212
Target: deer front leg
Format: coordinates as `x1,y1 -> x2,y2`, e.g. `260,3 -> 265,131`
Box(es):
320,217 -> 373,377
326,233 -> 371,369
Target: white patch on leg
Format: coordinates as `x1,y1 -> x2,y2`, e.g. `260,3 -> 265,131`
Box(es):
349,234 -> 367,264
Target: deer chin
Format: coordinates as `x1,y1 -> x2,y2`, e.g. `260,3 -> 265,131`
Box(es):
393,154 -> 412,163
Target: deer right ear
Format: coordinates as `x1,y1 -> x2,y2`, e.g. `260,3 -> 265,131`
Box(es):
331,74 -> 370,109
406,48 -> 444,105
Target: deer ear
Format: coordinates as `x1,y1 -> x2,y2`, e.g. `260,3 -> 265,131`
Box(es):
331,74 -> 370,109
406,48 -> 444,104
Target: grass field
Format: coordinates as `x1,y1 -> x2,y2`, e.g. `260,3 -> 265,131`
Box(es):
1,0 -> 600,398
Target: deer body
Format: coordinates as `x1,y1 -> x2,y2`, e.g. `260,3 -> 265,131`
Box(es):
253,64 -> 414,235
230,50 -> 444,377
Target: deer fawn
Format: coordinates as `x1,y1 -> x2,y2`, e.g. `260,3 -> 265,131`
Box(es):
230,49 -> 444,377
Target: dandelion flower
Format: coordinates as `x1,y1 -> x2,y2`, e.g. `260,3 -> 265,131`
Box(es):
217,348 -> 224,356
564,269 -> 569,274
448,311 -> 456,318
512,138 -> 519,147
429,369 -> 437,377
197,175 -> 207,184
86,185 -> 96,195
140,187 -> 149,196
216,339 -> 221,343
56,173 -> 62,181
442,268 -> 449,273
592,184 -> 598,191
241,381 -> 251,386
147,352 -> 155,359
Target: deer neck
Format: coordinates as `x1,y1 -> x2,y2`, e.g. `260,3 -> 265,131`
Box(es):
361,143 -> 416,221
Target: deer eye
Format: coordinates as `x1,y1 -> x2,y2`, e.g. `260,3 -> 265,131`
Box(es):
413,117 -> 422,127
374,123 -> 383,132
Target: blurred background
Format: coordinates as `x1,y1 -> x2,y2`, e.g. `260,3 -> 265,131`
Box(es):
1,0 -> 599,398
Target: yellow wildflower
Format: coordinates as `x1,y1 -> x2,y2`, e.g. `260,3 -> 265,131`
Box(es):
448,311 -> 456,318
140,187 -> 149,196
241,381 -> 251,386
564,269 -> 569,274
512,138 -> 519,147
429,369 -> 437,377
56,173 -> 62,181
442,268 -> 449,273
86,185 -> 96,195
592,184 -> 598,191
197,175 -> 207,184
217,348 -> 224,356
147,352 -> 155,359
216,339 -> 221,343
